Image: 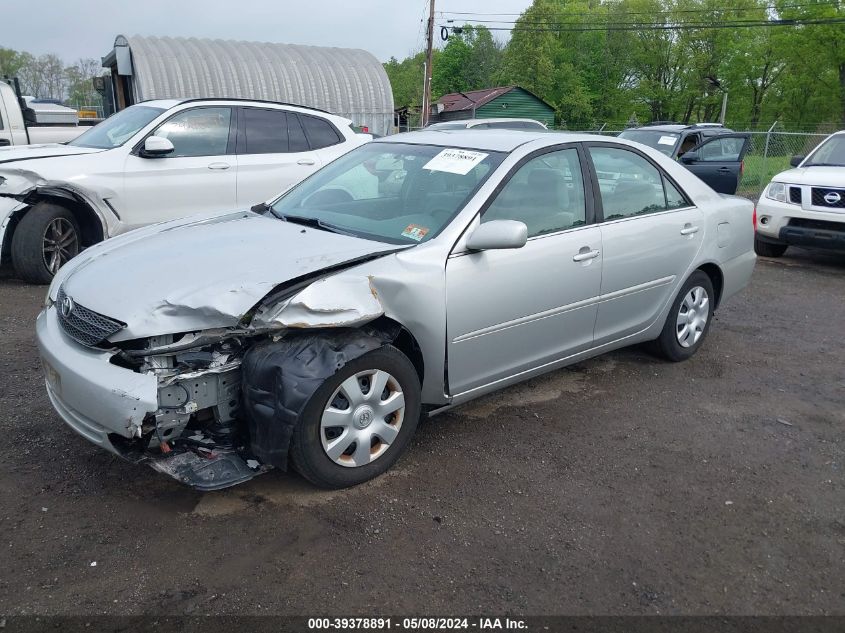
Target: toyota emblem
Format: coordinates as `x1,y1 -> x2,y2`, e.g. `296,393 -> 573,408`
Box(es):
824,191 -> 841,205
60,295 -> 74,318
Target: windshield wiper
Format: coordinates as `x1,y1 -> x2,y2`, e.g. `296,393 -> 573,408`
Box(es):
804,162 -> 845,167
275,212 -> 354,236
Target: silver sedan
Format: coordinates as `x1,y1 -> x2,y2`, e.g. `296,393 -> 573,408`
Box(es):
36,130 -> 756,489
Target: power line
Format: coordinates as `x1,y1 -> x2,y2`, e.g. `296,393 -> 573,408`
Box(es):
438,2 -> 842,21
443,16 -> 837,28
438,16 -> 845,32
443,11 -> 829,24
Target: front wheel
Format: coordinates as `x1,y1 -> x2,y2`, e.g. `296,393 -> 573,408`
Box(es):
649,271 -> 715,362
290,345 -> 421,488
11,202 -> 81,284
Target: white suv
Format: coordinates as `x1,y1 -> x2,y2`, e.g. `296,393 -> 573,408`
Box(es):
755,130 -> 845,257
0,99 -> 370,282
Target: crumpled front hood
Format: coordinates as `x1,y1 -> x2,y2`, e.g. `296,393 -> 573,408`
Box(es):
0,143 -> 105,164
59,211 -> 399,340
773,166 -> 845,187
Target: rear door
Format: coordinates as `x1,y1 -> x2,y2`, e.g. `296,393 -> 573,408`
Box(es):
234,107 -> 322,206
586,144 -> 704,345
681,133 -> 750,194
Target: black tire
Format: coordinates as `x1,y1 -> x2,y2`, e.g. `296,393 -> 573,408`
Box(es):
290,345 -> 421,489
754,236 -> 787,258
649,270 -> 715,362
11,202 -> 81,284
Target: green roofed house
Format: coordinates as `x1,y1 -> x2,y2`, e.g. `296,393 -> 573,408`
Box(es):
431,86 -> 555,127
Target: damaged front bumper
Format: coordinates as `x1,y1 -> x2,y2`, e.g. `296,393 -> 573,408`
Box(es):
36,305 -> 158,448
35,306 -> 265,491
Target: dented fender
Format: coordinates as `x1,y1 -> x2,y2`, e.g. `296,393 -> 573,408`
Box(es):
0,169 -> 116,259
253,275 -> 385,329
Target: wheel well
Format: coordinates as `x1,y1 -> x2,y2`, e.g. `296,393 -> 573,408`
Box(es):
697,263 -> 724,308
20,193 -> 105,247
369,316 -> 425,386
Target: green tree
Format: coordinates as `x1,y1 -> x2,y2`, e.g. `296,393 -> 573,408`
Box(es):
0,47 -> 26,81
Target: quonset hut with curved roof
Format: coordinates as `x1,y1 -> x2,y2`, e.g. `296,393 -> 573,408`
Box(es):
101,35 -> 394,135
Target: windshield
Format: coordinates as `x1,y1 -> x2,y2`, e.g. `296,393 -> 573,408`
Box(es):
804,135 -> 845,167
270,142 -> 505,244
617,130 -> 680,156
68,105 -> 165,149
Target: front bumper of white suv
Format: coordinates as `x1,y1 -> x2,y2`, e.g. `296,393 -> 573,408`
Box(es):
756,183 -> 845,251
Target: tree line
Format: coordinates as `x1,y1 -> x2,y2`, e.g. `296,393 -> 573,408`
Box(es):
385,0 -> 845,131
0,48 -> 102,108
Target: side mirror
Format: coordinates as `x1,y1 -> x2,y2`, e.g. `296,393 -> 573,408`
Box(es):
466,220 -> 528,251
141,136 -> 174,158
790,155 -> 805,168
680,150 -> 699,164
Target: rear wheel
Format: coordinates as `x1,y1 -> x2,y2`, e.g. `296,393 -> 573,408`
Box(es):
290,345 -> 421,489
11,202 -> 80,284
649,271 -> 715,362
754,236 -> 787,258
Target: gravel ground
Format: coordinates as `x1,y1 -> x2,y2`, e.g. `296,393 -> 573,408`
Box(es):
0,250 -> 843,617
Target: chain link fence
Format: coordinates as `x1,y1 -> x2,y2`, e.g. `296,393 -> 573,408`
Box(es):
564,123 -> 829,198
737,127 -> 827,197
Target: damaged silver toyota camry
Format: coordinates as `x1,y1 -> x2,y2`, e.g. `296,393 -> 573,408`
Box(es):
36,130 -> 756,490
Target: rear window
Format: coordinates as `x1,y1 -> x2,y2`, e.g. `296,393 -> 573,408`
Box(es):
301,115 -> 342,150
617,130 -> 680,156
243,108 -> 290,154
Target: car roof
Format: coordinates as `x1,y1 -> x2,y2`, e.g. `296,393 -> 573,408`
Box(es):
137,98 -> 340,118
466,118 -> 545,126
427,118 -> 545,129
628,123 -> 732,133
376,129 -> 601,153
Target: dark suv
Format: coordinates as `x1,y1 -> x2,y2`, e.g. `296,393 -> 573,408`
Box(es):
618,123 -> 750,194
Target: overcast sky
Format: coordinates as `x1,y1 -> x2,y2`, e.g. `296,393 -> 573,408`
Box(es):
3,0 -> 533,64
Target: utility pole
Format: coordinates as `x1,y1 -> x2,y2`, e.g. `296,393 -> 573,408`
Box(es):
719,91 -> 728,125
422,0 -> 435,127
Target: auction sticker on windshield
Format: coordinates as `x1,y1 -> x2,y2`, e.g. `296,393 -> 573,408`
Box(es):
423,148 -> 488,175
401,224 -> 429,241
658,135 -> 677,146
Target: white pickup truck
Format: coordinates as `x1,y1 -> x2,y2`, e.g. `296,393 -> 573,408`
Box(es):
0,80 -> 86,147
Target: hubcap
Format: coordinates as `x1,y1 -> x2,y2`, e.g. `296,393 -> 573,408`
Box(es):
320,369 -> 405,468
42,218 -> 78,275
676,285 -> 709,348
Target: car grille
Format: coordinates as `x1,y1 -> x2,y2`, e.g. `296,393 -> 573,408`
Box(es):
56,287 -> 125,347
811,187 -> 845,209
788,218 -> 845,233
789,186 -> 802,204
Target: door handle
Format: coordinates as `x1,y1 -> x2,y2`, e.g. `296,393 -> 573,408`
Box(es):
297,158 -> 316,166
573,248 -> 600,262
208,162 -> 231,170
680,225 -> 700,236
717,167 -> 732,173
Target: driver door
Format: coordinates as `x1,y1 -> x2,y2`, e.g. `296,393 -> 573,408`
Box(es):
445,146 -> 602,396
681,134 -> 750,194
119,106 -> 237,230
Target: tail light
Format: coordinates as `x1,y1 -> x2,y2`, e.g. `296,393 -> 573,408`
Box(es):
361,126 -> 369,133
752,205 -> 757,230
740,160 -> 744,176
